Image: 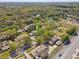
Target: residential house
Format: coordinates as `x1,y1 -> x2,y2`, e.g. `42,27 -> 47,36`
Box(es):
48,37 -> 62,46
51,37 -> 59,43
0,34 -> 9,41
30,45 -> 48,59
28,24 -> 36,30
0,41 -> 9,52
48,40 -> 54,46
29,30 -> 37,36
71,18 -> 79,24
18,24 -> 36,33
56,40 -> 62,46
24,24 -> 36,32
72,48 -> 79,59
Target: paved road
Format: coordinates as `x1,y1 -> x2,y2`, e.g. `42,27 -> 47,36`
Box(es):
51,35 -> 79,59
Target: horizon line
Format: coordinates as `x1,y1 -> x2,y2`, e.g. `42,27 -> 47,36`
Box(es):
0,1 -> 79,2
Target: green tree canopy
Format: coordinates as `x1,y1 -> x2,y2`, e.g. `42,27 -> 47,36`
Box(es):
61,34 -> 69,43
9,42 -> 17,52
35,36 -> 45,45
66,26 -> 76,35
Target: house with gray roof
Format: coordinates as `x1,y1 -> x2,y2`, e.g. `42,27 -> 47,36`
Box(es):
0,41 -> 9,52
0,35 -> 9,41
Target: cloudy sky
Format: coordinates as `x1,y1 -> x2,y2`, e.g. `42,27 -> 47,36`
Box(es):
0,0 -> 79,2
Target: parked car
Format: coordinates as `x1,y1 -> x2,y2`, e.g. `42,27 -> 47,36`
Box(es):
72,32 -> 78,36
44,42 -> 49,47
59,54 -> 62,57
10,51 -> 18,57
64,40 -> 71,45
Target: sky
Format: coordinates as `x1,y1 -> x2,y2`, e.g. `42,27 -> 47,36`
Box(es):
0,0 -> 79,2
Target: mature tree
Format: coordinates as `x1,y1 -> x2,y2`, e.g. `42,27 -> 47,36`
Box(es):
38,30 -> 54,43
35,36 -> 45,45
66,27 -> 76,35
61,34 -> 69,43
4,30 -> 20,40
9,42 -> 17,52
23,34 -> 32,45
20,32 -> 32,45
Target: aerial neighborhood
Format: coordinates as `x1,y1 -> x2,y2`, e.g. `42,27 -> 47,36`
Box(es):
0,2 -> 79,59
